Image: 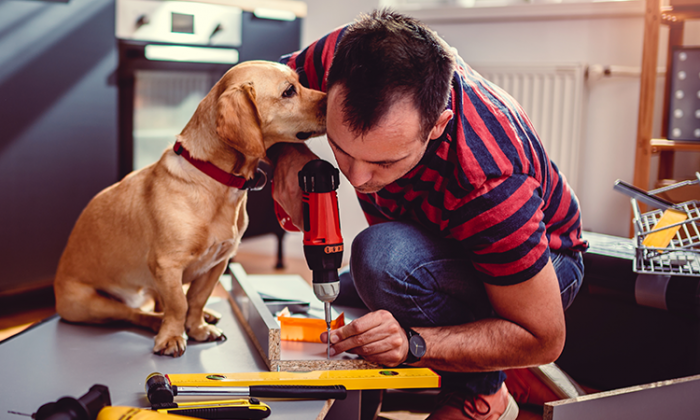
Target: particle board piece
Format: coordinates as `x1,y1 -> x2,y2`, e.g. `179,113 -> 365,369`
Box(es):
227,263 -> 379,371
315,399 -> 335,420
228,263 -> 280,370
544,374 -> 700,420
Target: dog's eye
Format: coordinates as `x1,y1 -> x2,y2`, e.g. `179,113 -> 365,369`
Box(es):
282,85 -> 297,98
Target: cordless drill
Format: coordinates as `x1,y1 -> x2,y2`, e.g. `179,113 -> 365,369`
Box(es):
274,159 -> 343,359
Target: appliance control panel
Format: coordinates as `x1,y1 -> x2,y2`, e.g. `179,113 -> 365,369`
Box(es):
116,0 -> 242,47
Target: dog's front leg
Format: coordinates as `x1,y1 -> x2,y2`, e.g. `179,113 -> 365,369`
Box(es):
152,267 -> 189,357
185,259 -> 227,342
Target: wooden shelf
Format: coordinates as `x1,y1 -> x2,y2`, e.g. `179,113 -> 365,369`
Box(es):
662,5 -> 700,22
650,138 -> 700,152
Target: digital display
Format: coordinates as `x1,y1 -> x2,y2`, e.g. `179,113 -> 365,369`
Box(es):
171,12 -> 194,34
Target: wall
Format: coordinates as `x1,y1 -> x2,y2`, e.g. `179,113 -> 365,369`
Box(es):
429,11 -> 700,238
430,13 -> 655,237
0,0 -> 118,294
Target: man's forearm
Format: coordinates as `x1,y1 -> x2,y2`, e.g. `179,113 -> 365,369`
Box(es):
410,261 -> 566,372
266,142 -> 320,230
415,317 -> 563,372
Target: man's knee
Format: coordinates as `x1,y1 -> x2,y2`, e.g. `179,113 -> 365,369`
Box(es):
350,222 -> 416,282
349,223 -> 414,307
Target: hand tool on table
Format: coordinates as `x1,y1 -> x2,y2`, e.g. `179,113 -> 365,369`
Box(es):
9,384 -> 112,420
146,372 -> 347,408
8,384 -> 202,420
151,398 -> 271,419
274,159 -> 344,359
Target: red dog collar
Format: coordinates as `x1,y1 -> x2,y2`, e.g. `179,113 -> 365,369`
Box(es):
173,142 -> 266,191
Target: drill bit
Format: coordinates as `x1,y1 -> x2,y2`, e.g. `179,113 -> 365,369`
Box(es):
325,301 -> 332,360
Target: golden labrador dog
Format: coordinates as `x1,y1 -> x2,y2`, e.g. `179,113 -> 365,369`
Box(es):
54,61 -> 326,357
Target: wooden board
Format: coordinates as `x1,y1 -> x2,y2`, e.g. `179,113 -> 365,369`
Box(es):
227,263 -> 379,371
544,374 -> 700,420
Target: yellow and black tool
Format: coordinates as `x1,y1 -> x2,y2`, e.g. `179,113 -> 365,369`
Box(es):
153,398 -> 270,419
146,372 -> 347,408
8,385 -> 202,420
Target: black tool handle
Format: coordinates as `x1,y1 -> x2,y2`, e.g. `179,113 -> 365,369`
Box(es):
249,385 -> 347,400
613,180 -> 677,210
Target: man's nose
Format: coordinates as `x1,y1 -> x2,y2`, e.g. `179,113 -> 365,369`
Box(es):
344,160 -> 372,188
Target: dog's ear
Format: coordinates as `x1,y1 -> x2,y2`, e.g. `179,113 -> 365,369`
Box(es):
216,82 -> 265,158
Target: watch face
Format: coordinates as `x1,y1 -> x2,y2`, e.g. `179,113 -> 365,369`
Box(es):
409,334 -> 427,358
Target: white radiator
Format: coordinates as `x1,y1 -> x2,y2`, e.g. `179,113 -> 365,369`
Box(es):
471,63 -> 587,191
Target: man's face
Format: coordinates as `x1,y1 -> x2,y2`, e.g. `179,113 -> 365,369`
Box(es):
326,86 -> 429,194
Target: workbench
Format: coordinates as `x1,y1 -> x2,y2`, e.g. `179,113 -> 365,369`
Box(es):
0,275 -> 365,419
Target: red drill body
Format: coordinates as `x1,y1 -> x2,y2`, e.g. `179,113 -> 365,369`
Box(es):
297,160 -> 343,302
274,160 -> 343,359
273,161 -> 343,313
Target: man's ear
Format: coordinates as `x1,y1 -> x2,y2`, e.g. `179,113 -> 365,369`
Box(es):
429,109 -> 454,140
216,82 -> 266,158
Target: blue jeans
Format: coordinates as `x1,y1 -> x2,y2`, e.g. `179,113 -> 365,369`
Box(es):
336,221 -> 584,396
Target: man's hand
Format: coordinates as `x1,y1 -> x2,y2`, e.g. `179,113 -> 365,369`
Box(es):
266,143 -> 319,230
321,310 -> 410,367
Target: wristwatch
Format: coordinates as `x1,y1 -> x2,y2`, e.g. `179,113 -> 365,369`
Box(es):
403,327 -> 426,364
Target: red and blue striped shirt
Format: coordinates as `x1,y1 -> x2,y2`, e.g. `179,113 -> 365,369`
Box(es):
282,26 -> 587,286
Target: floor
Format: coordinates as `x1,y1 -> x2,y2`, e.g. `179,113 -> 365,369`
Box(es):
0,247 -> 543,420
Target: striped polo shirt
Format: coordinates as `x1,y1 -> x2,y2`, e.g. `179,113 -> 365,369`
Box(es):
282,26 -> 587,286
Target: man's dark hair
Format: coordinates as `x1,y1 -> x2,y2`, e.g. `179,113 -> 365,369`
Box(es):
327,9 -> 455,141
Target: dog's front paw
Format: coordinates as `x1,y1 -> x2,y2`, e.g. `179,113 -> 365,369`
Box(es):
187,323 -> 226,342
153,333 -> 187,357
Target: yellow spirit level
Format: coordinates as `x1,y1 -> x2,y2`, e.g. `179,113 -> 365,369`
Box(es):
165,368 -> 441,391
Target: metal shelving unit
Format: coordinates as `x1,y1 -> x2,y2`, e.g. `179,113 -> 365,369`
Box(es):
628,174 -> 700,276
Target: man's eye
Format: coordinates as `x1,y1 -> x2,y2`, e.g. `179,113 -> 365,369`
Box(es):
282,85 -> 296,98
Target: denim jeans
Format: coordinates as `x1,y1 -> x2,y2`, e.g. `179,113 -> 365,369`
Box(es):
336,221 -> 584,396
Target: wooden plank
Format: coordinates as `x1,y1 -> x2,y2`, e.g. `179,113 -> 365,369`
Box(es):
316,400 -> 335,420
651,138 -> 700,152
633,0 -> 662,194
227,263 -> 380,371
543,374 -> 700,420
228,263 -> 280,370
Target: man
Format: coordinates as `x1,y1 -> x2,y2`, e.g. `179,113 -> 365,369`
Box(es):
268,10 -> 587,420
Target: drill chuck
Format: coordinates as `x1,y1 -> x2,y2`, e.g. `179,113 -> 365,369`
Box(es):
313,278 -> 340,303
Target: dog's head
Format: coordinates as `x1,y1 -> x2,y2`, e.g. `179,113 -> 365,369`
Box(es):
214,61 -> 327,159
